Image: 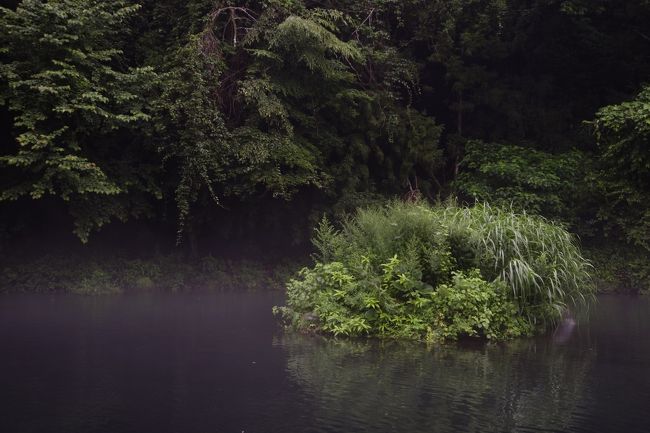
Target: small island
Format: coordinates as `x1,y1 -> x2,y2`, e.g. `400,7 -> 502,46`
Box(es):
275,201 -> 593,341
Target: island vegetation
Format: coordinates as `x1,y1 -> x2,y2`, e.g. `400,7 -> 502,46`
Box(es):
1,0 -> 649,303
274,201 -> 593,341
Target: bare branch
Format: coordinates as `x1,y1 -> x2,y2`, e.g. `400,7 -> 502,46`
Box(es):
352,8 -> 375,40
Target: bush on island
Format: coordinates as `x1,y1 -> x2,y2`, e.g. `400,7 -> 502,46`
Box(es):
274,200 -> 594,342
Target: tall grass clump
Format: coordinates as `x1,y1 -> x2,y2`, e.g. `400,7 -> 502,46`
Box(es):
274,200 -> 594,341
441,203 -> 593,321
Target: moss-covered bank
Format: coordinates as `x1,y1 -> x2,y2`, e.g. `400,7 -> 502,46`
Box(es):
0,253 -> 301,295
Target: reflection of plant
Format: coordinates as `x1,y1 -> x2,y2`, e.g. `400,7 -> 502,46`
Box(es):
275,201 -> 594,340
278,334 -> 594,432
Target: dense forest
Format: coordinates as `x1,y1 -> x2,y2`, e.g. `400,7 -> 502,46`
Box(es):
1,0 -> 650,291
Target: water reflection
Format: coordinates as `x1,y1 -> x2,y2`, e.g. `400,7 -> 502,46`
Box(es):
2,294 -> 648,433
278,335 -> 594,433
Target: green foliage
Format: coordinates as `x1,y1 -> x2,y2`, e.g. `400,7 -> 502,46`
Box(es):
592,85 -> 650,249
579,84 -> 650,291
275,256 -> 530,341
276,201 -> 594,341
148,0 -> 446,241
154,34 -> 231,239
1,0 -> 649,296
430,270 -> 532,341
455,140 -> 586,221
0,0 -> 160,241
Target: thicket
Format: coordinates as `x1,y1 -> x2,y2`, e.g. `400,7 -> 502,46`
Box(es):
275,201 -> 594,341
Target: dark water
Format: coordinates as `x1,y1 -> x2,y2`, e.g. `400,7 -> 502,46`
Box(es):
0,294 -> 648,433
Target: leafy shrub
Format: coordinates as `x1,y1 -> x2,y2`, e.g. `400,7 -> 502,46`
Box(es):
275,200 -> 594,341
429,270 -> 532,340
275,259 -> 530,341
454,140 -> 585,223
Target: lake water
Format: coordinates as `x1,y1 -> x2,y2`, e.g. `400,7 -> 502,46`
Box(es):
0,293 -> 648,433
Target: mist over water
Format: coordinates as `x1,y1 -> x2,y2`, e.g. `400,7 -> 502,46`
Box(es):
0,293 -> 648,433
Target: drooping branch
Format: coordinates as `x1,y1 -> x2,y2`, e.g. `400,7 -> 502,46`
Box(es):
195,4 -> 259,122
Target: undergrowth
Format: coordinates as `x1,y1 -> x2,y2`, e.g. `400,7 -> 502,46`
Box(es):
0,254 -> 299,294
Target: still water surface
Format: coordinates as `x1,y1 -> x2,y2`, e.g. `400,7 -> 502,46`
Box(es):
0,293 -> 648,433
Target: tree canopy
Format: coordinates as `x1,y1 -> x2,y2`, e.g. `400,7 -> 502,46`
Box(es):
1,0 -> 649,278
